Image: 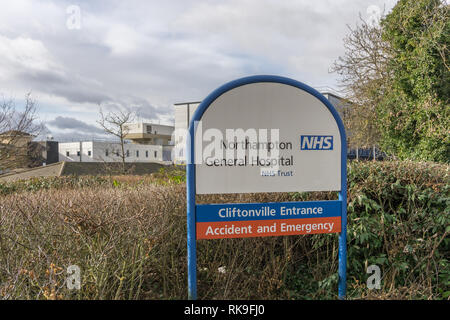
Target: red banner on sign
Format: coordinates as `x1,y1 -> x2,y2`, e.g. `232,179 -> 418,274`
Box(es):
196,217 -> 341,240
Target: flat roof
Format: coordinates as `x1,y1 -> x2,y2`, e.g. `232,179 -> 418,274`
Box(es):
174,90 -> 344,106
125,122 -> 174,128
174,101 -> 202,106
320,91 -> 344,100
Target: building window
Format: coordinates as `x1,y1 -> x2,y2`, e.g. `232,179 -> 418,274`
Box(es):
88,150 -> 91,156
105,149 -> 109,156
136,150 -> 139,157
66,151 -> 70,157
154,151 -> 157,158
146,125 -> 152,134
145,150 -> 149,158
126,150 -> 130,157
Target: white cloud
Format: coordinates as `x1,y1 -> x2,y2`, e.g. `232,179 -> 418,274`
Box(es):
0,0 -> 399,137
103,24 -> 144,55
172,0 -> 397,86
0,35 -> 62,79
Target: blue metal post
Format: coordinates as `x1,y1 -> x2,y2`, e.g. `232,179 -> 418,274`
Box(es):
338,192 -> 347,299
338,140 -> 348,300
186,123 -> 197,300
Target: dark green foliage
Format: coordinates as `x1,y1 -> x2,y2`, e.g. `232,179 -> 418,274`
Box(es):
377,0 -> 450,162
0,161 -> 448,299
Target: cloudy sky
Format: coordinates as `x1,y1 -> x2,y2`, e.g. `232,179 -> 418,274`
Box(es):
0,0 -> 397,141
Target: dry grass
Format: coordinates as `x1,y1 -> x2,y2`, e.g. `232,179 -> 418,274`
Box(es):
0,161 -> 448,300
0,183 -> 300,299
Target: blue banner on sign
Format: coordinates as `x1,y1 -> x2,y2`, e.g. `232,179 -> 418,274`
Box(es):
196,200 -> 342,222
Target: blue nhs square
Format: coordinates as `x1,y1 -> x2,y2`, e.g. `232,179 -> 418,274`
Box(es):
300,135 -> 333,150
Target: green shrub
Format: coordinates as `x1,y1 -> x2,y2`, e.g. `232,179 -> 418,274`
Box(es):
0,160 -> 447,299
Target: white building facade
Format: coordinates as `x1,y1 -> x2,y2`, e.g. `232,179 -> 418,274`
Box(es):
123,122 -> 174,146
58,121 -> 175,163
58,141 -> 172,163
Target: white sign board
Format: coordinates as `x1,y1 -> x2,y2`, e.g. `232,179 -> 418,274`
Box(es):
194,82 -> 341,194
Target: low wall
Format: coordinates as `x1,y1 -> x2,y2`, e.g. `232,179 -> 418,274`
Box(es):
0,161 -> 172,182
61,161 -> 168,176
0,162 -> 64,182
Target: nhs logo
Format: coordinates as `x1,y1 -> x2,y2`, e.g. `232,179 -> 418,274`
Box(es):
300,135 -> 333,150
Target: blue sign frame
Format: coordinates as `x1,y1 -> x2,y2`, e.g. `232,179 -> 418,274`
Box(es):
186,75 -> 347,300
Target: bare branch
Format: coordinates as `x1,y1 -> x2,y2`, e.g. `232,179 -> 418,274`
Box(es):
0,93 -> 43,171
97,106 -> 136,170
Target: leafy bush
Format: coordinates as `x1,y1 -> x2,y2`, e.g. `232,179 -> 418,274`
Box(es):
377,0 -> 450,163
0,176 -> 110,195
0,160 -> 448,299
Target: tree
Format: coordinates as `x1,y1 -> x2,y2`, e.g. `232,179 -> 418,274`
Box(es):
0,93 -> 42,171
378,0 -> 449,162
97,107 -> 135,171
331,13 -> 392,152
333,0 -> 449,162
